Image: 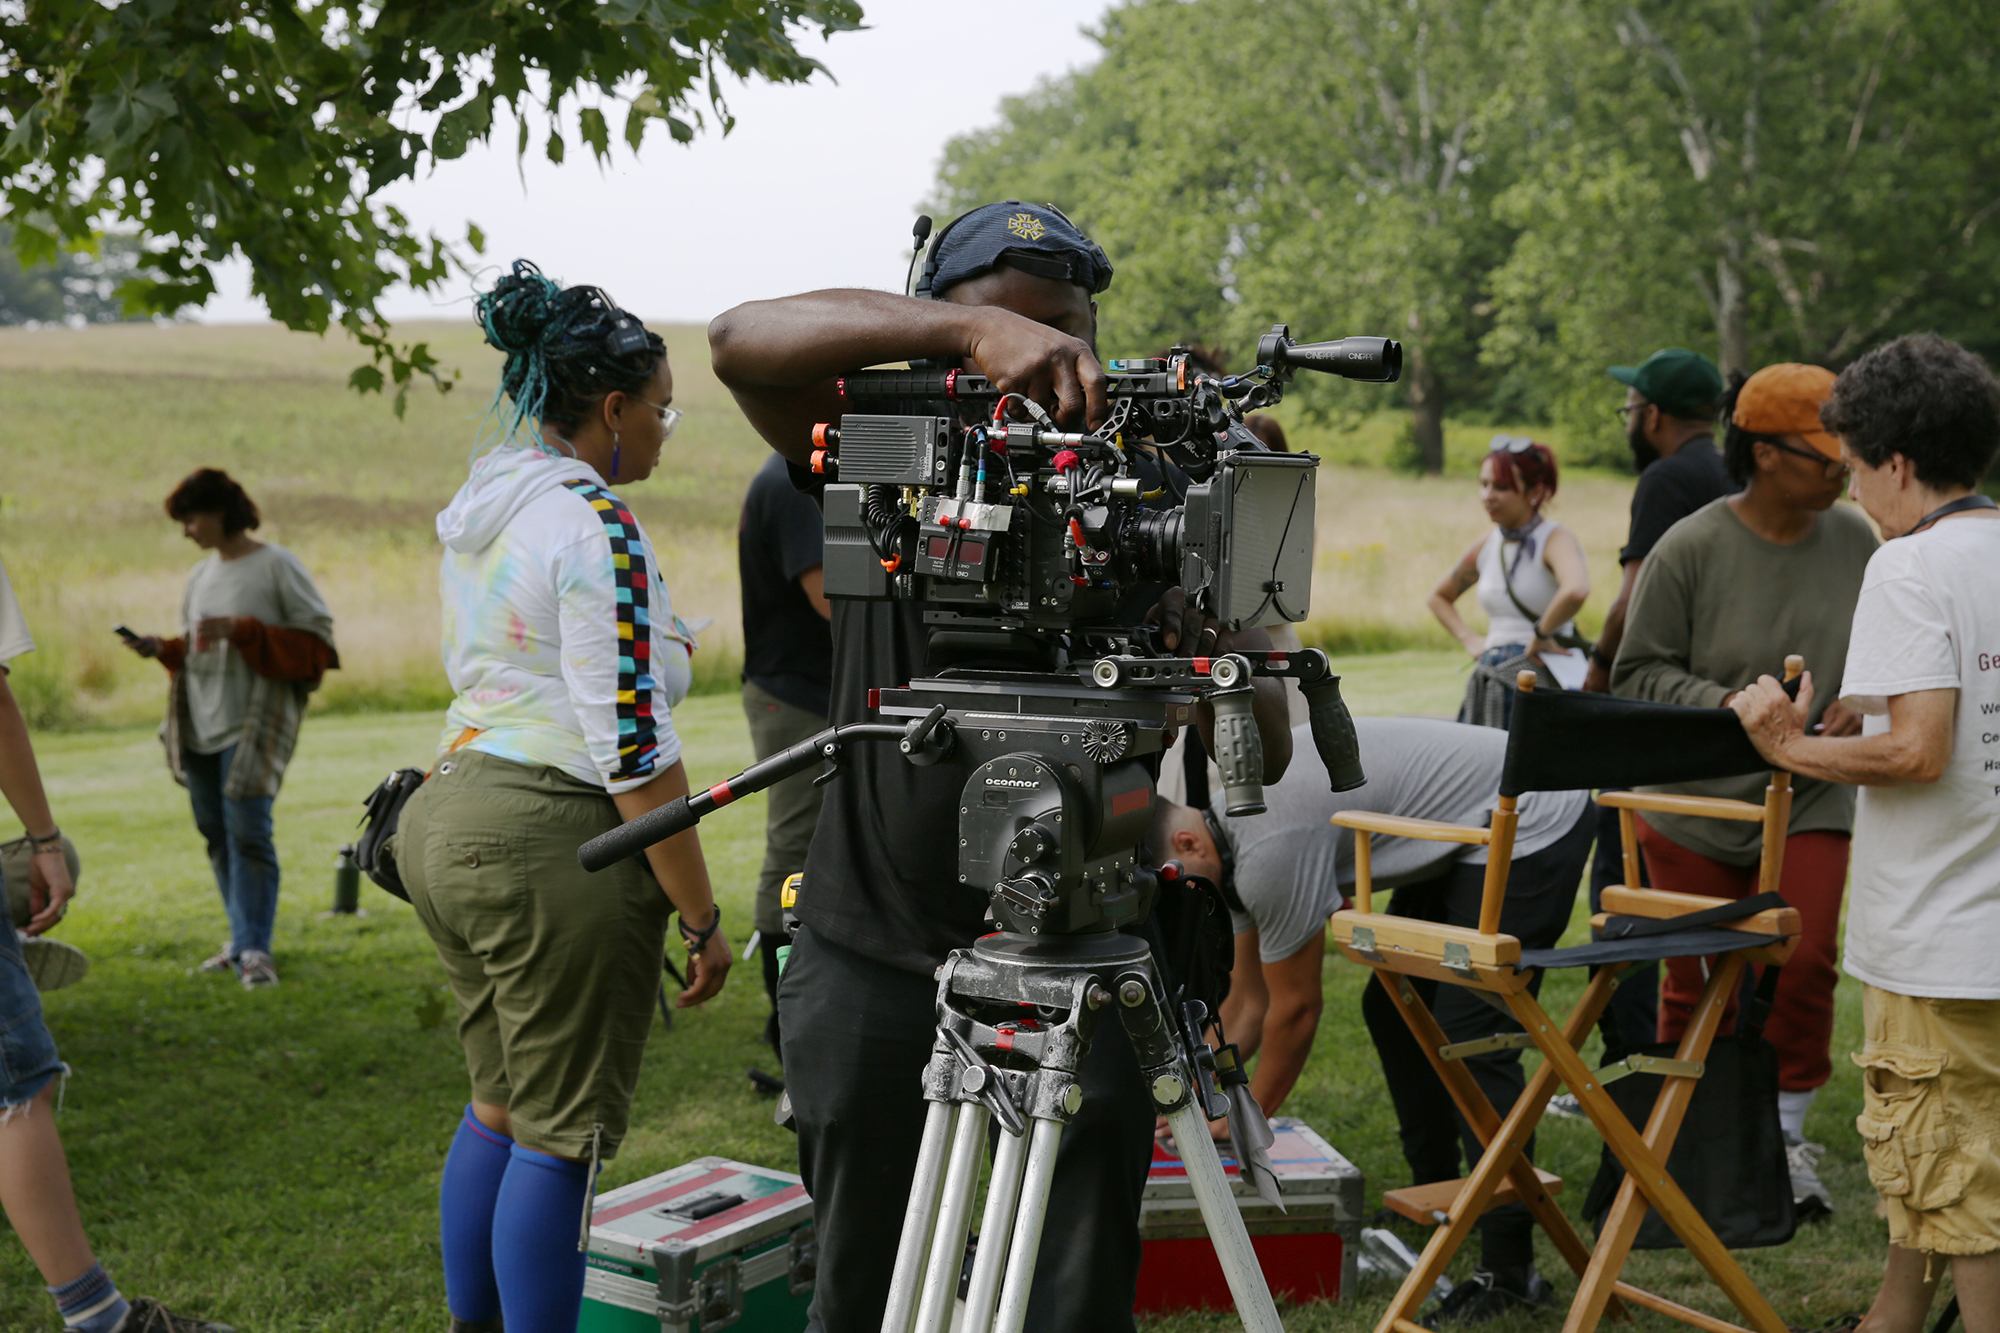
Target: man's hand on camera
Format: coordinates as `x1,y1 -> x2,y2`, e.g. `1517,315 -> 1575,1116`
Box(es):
965,307 -> 1108,429
678,925 -> 733,1008
1148,586 -> 1219,655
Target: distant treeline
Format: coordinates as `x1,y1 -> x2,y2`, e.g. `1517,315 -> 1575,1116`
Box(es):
932,0 -> 2000,472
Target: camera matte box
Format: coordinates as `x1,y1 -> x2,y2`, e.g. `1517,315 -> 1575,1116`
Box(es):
1138,1117 -> 1362,1314
581,1157 -> 815,1333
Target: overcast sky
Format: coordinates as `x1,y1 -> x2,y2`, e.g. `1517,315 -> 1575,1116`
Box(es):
199,1 -> 1114,326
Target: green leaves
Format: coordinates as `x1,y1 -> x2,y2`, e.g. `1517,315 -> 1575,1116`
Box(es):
0,0 -> 865,404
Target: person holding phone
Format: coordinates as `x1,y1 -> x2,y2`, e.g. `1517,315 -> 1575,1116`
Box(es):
123,468 -> 337,988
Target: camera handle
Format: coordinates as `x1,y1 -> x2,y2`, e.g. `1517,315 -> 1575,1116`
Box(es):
576,706 -> 952,871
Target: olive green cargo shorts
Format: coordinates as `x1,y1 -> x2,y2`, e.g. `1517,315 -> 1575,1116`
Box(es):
395,748 -> 669,1159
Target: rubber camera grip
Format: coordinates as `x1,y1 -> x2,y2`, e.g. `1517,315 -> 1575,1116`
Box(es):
578,795 -> 697,872
1209,686 -> 1266,816
1300,675 -> 1368,793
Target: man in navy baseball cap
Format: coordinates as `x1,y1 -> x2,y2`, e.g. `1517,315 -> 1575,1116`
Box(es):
709,203 -> 1293,1333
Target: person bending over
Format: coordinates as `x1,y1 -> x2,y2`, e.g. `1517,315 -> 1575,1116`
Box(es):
1612,361 -> 1876,1217
1149,718 -> 1591,1324
0,557 -> 234,1332
395,262 -> 730,1333
1732,334 -> 2000,1333
709,201 -> 1294,1333
124,468 -> 338,988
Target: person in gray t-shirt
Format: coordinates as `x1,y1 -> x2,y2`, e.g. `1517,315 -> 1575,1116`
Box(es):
1148,717 -> 1593,1308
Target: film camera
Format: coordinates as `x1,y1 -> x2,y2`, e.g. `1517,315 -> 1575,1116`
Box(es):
582,325 -> 1401,940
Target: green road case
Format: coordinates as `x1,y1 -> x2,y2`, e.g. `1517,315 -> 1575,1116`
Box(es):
581,1156 -> 815,1333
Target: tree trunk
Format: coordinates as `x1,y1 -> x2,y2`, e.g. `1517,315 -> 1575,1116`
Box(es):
1715,246 -> 1749,379
1405,340 -> 1445,474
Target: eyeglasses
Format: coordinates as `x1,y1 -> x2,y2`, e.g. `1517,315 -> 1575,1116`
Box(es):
635,397 -> 683,440
1489,434 -> 1537,454
1768,437 -> 1847,479
1614,404 -> 1645,424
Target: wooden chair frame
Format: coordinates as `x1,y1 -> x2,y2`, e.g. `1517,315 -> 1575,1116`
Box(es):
1327,667 -> 1804,1333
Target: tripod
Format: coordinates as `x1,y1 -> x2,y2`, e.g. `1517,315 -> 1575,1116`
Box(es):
879,930 -> 1285,1333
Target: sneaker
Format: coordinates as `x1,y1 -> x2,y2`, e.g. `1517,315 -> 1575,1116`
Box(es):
117,1297 -> 237,1332
198,944 -> 239,973
1785,1132 -> 1833,1219
1547,1093 -> 1585,1121
1422,1266 -> 1553,1326
22,936 -> 90,992
238,950 -> 279,989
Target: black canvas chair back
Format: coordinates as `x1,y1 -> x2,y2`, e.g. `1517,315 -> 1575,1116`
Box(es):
1500,686 -> 1783,798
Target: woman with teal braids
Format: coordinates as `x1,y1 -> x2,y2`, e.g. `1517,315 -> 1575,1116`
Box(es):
395,260 -> 732,1333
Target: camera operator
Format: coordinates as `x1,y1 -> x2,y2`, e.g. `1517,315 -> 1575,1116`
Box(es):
709,201 -> 1294,1333
1148,718 -> 1591,1323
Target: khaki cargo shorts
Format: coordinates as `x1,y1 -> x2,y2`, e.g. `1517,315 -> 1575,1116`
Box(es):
395,749 -> 670,1160
1855,984 -> 2000,1256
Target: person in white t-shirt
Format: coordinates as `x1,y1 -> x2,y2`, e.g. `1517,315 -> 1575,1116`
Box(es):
1732,332 -> 2000,1333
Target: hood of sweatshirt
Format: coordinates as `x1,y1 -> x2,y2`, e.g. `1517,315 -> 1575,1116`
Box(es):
436,445 -> 604,554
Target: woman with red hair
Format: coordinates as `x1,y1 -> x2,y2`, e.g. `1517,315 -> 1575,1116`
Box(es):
1428,436 -> 1592,720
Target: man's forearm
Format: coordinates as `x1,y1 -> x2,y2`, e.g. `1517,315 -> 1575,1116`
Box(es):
1247,1006 -> 1317,1118
1768,732 -> 1940,786
709,289 -> 981,391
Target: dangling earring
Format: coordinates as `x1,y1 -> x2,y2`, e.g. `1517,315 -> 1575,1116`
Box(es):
611,430 -> 621,481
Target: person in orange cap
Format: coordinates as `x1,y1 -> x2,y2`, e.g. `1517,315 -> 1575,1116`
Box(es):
1612,361 -> 1879,1220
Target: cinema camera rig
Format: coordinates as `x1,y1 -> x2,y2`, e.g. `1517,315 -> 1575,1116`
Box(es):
580,325 -> 1401,942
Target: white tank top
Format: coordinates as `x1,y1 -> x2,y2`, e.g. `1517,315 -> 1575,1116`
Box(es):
1474,519 -> 1574,647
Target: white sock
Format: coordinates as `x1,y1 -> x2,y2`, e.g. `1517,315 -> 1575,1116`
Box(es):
1777,1088 -> 1816,1140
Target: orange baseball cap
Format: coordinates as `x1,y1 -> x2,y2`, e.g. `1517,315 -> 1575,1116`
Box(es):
1733,363 -> 1839,459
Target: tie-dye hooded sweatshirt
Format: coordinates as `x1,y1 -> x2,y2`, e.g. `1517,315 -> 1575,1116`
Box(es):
434,445 -> 694,794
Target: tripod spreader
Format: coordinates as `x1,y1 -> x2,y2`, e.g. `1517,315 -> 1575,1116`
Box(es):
576,706 -> 953,871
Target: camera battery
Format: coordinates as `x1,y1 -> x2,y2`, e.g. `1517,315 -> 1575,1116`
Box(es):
830,415 -> 951,486
1137,1117 -> 1362,1315
581,1157 -> 815,1333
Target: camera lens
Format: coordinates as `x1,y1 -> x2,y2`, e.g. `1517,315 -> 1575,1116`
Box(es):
1123,509 -> 1182,583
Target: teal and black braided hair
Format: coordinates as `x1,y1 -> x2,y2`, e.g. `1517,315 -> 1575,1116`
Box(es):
474,259 -> 667,446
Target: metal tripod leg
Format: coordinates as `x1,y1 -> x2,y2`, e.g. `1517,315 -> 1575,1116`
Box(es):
989,1117 -> 1065,1333
880,1099 -> 953,1333
911,1100 -> 990,1333
960,1117 -> 1032,1333
1165,1099 -> 1285,1333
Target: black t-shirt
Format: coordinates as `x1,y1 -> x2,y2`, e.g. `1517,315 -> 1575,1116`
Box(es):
789,450 -> 1185,975
739,453 -> 833,716
1619,436 -> 1734,565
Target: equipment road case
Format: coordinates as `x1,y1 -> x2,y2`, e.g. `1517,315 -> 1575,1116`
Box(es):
581,1156 -> 815,1333
1137,1116 -> 1363,1314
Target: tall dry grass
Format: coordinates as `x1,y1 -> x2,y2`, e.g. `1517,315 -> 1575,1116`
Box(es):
1,320 -> 1641,728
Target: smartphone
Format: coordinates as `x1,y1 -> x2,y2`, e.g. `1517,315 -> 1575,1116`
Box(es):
113,624 -> 140,643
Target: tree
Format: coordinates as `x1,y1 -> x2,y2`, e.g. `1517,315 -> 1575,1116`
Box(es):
936,0 -> 1519,472
0,223 -> 141,325
1,0 -> 861,410
1484,0 -> 2000,452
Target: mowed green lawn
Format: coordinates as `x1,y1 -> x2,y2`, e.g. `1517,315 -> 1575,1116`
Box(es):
4,667 -> 1897,1331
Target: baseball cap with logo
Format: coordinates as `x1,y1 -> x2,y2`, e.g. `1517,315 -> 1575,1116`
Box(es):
1608,348 -> 1725,420
1733,363 -> 1840,459
918,200 -> 1114,300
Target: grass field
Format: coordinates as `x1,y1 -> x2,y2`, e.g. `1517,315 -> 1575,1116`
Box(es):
0,320 -> 1649,731
2,676 -> 1905,1332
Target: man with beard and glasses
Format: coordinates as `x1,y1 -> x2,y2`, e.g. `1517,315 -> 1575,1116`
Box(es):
1549,348 -> 1733,1117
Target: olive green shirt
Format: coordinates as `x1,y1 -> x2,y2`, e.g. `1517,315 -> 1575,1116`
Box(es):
1611,497 -> 1877,864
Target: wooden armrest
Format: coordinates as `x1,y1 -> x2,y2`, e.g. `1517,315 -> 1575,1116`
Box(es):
1595,791 -> 1766,822
1331,811 -> 1491,845
1329,911 -> 1519,965
1598,886 -> 1801,939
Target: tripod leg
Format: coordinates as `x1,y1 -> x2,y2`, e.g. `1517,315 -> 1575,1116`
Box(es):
990,1117 -> 1065,1333
1166,1100 -> 1286,1333
880,1099 -> 954,1333
960,1123 -> 1031,1333
911,1100 -> 990,1333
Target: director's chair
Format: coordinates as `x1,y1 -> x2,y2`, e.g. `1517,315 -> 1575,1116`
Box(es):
1329,665 -> 1806,1333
